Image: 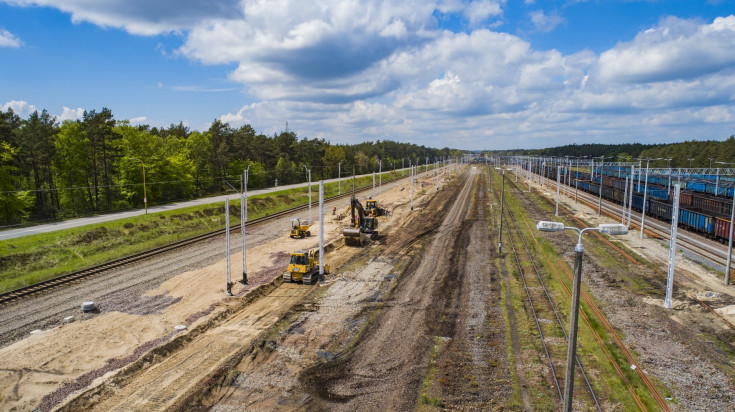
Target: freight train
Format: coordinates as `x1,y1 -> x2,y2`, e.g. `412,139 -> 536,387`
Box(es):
530,166 -> 735,242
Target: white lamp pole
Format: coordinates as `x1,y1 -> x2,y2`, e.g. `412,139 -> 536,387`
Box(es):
537,221 -> 628,411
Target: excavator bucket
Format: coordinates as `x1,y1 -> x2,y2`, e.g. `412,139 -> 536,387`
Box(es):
343,228 -> 365,246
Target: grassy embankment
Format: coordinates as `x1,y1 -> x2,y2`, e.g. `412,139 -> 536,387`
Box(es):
0,173 -> 401,293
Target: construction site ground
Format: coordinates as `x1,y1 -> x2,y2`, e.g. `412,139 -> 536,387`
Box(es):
1,165 -> 734,411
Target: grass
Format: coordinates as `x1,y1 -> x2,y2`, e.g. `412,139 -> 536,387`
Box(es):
0,173 -> 398,293
418,336 -> 445,409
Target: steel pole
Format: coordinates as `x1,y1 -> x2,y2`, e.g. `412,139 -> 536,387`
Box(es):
726,191 -> 735,285
640,162 -> 650,239
563,239 -> 585,412
556,167 -> 560,217
319,180 -> 325,283
627,166 -> 635,228
372,171 -> 375,198
225,197 -> 232,296
665,184 -> 681,308
499,171 -> 505,253
246,170 -> 248,285
598,158 -> 604,216
142,163 -> 147,215
622,177 -> 628,225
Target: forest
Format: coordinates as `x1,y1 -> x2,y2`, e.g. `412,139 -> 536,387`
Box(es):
499,138 -> 735,169
0,107 -> 459,226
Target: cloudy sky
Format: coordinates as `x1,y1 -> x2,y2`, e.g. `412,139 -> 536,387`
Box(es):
1,0 -> 734,150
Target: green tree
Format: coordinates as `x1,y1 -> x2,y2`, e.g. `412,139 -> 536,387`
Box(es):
0,142 -> 27,224
186,131 -> 212,195
322,145 -> 346,179
81,108 -> 119,211
54,121 -> 93,215
354,151 -> 369,174
15,110 -> 58,219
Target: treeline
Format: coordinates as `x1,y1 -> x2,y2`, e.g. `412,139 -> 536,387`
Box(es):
506,138 -> 735,167
0,107 -> 460,226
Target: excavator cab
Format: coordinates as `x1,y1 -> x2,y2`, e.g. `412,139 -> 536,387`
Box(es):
342,196 -> 380,246
364,198 -> 387,217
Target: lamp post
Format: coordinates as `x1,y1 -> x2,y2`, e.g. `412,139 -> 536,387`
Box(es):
537,221 -> 629,411
303,165 -> 312,222
496,167 -> 512,253
597,156 -> 604,216
131,157 -> 148,214
338,162 -> 342,195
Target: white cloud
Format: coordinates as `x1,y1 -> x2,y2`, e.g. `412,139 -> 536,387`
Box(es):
3,0 -> 241,35
58,106 -> 83,121
528,9 -> 565,33
4,0 -> 735,148
464,0 -> 504,27
595,16 -> 735,84
2,100 -> 38,117
0,28 -> 22,47
127,116 -> 148,125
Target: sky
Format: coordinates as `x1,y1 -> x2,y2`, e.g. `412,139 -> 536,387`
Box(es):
1,0 -> 735,150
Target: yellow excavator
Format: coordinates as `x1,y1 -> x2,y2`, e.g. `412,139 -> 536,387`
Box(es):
289,218 -> 312,238
342,195 -> 379,247
282,248 -> 329,284
364,198 -> 388,218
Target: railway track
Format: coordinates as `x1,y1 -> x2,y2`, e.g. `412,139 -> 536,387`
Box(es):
497,169 -> 671,410
529,175 -> 735,332
492,172 -> 601,410
0,178 -> 408,307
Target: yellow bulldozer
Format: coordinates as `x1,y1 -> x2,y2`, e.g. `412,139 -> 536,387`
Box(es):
289,218 -> 313,238
282,249 -> 329,284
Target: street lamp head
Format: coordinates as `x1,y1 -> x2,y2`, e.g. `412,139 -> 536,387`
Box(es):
597,223 -> 628,235
537,221 -> 565,232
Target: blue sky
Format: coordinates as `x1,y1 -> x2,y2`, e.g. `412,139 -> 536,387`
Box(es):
1,0 -> 734,150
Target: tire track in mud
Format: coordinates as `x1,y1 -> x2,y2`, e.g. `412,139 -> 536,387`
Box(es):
424,170 -> 514,408
299,168 -> 479,410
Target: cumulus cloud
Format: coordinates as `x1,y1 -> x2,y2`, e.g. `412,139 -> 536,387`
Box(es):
3,0 -> 241,35
58,106 -> 84,121
0,28 -> 22,47
528,9 -> 565,33
2,100 -> 38,117
5,0 -> 735,148
464,0 -> 504,27
595,16 -> 735,84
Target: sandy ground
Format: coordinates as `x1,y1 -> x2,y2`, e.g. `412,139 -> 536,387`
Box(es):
0,167 -> 453,411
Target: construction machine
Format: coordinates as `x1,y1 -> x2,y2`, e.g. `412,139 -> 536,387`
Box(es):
364,198 -> 388,217
342,195 -> 379,247
282,248 -> 329,284
289,218 -> 312,238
